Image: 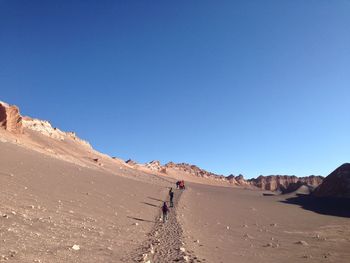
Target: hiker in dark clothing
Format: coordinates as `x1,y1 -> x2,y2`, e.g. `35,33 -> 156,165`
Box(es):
169,188 -> 174,207
162,202 -> 169,223
176,181 -> 180,189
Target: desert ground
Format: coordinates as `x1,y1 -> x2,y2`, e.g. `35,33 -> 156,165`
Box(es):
0,113 -> 349,263
1,139 -> 350,263
179,183 -> 350,263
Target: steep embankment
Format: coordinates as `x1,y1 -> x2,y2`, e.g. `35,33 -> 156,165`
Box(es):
313,163 -> 350,198
0,101 -> 184,262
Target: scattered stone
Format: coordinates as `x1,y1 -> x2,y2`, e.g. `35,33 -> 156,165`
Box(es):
226,226 -> 230,230
270,223 -> 277,227
303,255 -> 312,259
179,247 -> 186,252
243,234 -> 253,239
72,245 -> 80,251
142,253 -> 148,261
295,240 -> 308,246
9,250 -> 17,257
1,255 -> 9,260
264,242 -> 274,247
183,255 -> 189,262
134,222 -> 139,226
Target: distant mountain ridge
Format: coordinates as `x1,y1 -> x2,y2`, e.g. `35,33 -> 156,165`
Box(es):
1,100 -> 340,193
135,160 -> 324,191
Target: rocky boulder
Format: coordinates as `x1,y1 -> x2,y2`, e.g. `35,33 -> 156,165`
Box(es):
0,101 -> 23,134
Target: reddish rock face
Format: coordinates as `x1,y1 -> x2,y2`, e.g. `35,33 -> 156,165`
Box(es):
248,175 -> 323,192
0,102 -> 23,134
313,163 -> 350,198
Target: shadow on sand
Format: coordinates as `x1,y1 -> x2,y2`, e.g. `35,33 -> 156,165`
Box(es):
141,202 -> 160,208
127,216 -> 156,223
148,197 -> 164,202
280,194 -> 350,218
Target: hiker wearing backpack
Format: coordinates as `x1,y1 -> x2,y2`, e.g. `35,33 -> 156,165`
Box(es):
162,202 -> 169,223
169,188 -> 174,207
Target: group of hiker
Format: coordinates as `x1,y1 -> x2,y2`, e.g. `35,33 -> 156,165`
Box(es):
161,180 -> 186,223
176,180 -> 186,190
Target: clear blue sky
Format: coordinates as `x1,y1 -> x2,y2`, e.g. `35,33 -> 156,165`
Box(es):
1,0 -> 349,178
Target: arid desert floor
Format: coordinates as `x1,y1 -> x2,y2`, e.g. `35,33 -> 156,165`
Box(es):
1,138 -> 350,262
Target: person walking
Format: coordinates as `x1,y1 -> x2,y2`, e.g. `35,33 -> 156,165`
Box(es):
169,188 -> 174,207
162,202 -> 169,223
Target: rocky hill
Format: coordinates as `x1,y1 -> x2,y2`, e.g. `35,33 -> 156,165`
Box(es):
0,100 -> 127,172
165,162 -> 223,178
0,100 -> 326,192
22,116 -> 92,148
313,163 -> 350,198
248,175 -> 324,192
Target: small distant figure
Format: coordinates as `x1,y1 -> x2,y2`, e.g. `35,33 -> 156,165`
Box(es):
169,188 -> 174,207
176,181 -> 180,189
179,180 -> 186,190
162,202 -> 169,223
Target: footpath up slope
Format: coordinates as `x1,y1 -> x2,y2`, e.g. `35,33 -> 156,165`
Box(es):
126,188 -> 202,263
0,140 -> 172,262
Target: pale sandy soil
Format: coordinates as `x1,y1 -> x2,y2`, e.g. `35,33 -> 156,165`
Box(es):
1,129 -> 350,263
179,183 -> 350,263
0,141 -> 172,262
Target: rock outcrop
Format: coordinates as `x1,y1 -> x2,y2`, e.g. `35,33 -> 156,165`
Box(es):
165,162 -> 216,178
0,101 -> 23,134
248,175 -> 323,192
227,174 -> 250,186
145,160 -> 167,174
165,162 -> 227,181
125,159 -> 137,165
22,117 -> 91,148
313,163 -> 350,198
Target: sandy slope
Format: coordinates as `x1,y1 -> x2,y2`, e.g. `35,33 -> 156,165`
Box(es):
179,183 -> 350,263
1,128 -> 350,263
0,140 -> 173,262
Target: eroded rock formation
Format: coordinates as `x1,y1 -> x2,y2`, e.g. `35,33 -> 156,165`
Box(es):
22,117 -> 91,148
0,101 -> 23,134
248,175 -> 323,192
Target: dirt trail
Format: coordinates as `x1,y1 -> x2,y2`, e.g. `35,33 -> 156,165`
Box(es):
126,188 -> 203,263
